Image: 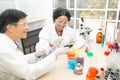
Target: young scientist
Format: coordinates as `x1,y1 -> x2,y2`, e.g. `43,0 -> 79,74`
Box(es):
0,9 -> 71,80
36,7 -> 85,57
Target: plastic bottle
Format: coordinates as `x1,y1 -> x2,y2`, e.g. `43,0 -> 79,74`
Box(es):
96,28 -> 103,43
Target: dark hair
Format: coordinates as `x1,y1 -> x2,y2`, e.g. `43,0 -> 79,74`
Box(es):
0,9 -> 27,33
53,7 -> 71,22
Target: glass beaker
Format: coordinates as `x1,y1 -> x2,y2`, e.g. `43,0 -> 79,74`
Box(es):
86,67 -> 98,80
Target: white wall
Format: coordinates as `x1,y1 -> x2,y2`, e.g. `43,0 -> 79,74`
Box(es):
16,0 -> 53,25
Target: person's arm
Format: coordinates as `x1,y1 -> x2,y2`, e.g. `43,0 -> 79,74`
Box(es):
36,38 -> 51,53
29,53 -> 56,79
36,26 -> 51,53
24,53 -> 38,63
36,26 -> 64,53
27,46 -> 72,79
0,46 -> 71,80
0,49 -> 56,80
24,46 -> 52,64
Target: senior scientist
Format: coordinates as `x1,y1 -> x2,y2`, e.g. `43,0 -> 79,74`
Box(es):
36,7 -> 85,57
0,9 -> 71,80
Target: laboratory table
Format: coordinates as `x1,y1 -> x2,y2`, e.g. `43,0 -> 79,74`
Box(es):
38,42 -> 108,80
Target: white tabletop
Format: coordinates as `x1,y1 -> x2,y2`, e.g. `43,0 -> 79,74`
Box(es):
38,42 -> 107,80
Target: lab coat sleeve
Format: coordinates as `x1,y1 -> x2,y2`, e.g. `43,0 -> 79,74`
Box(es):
24,53 -> 38,64
0,49 -> 56,80
35,26 -> 51,53
29,53 -> 56,80
36,38 -> 51,53
0,49 -> 32,79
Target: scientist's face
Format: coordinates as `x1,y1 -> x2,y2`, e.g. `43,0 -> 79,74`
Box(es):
6,18 -> 29,41
55,16 -> 68,32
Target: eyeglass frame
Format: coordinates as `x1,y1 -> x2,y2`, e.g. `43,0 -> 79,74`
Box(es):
9,22 -> 28,27
55,19 -> 68,26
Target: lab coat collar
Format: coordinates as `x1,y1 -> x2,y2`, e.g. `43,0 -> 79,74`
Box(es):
1,33 -> 18,50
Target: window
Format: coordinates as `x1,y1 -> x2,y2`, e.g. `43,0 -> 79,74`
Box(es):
53,0 -> 120,41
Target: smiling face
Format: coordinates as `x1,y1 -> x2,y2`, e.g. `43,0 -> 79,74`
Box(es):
55,16 -> 68,32
5,18 -> 29,42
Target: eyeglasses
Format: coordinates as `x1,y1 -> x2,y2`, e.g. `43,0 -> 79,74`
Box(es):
10,22 -> 28,27
55,20 -> 68,26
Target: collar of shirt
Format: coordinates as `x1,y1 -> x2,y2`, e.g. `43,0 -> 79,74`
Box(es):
2,34 -> 18,50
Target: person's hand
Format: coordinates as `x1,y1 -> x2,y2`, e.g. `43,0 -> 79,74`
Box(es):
50,37 -> 64,47
53,47 -> 73,56
35,48 -> 49,58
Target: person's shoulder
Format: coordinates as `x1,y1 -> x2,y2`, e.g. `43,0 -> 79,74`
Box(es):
0,33 -> 4,39
0,34 -> 7,48
0,33 -> 2,37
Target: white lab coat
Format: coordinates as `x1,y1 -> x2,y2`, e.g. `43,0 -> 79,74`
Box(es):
0,33 -> 56,80
36,24 -> 85,53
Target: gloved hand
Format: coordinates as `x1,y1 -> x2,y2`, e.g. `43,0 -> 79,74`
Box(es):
35,48 -> 49,58
50,37 -> 64,47
53,47 -> 73,56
